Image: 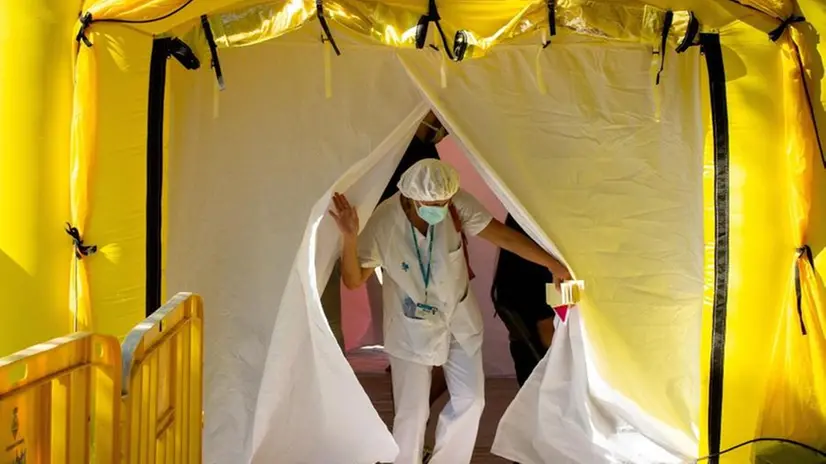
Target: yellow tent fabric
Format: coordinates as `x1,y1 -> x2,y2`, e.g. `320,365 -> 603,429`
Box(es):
0,0 -> 79,353
2,0 -> 826,462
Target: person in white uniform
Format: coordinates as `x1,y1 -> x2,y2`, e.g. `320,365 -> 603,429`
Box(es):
330,159 -> 571,464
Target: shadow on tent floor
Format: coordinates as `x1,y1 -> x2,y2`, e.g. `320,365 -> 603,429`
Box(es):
349,347 -> 514,464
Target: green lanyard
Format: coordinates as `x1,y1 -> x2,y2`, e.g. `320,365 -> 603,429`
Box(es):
410,223 -> 434,302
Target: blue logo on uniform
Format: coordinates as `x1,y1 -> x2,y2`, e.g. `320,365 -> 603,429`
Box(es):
401,261 -> 410,272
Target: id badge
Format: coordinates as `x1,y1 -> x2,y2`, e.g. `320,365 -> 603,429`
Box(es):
415,302 -> 438,319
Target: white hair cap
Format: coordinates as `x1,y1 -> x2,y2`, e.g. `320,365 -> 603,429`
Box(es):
397,159 -> 460,202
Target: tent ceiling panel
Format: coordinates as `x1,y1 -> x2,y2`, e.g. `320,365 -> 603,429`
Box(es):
184,0 -> 703,59
79,0 -> 801,55
196,0 -> 698,57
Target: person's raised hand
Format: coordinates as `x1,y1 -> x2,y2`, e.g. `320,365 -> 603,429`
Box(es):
552,266 -> 572,291
329,193 -> 359,238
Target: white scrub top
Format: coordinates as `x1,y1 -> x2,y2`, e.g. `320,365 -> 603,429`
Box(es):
358,190 -> 493,366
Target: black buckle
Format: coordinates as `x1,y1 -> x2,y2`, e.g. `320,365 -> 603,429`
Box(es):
453,30 -> 469,61
168,37 -> 200,70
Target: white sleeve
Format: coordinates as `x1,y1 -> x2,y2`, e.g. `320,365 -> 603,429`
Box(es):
357,216 -> 382,268
452,190 -> 493,236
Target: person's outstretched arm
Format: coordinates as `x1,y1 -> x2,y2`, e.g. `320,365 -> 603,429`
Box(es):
329,193 -> 374,289
478,219 -> 572,282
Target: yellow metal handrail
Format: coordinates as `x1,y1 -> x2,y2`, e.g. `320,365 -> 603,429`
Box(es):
120,292 -> 204,464
0,332 -> 122,463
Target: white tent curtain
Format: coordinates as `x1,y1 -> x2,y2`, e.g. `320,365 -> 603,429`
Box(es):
167,29 -> 424,463
168,25 -> 703,464
250,103 -> 430,463
397,38 -> 703,462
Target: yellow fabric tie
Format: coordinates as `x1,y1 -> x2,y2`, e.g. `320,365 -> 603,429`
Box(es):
324,41 -> 333,99
535,30 -> 548,95
213,78 -> 220,119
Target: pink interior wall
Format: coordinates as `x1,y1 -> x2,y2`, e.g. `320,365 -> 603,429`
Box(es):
341,283 -> 373,348
341,136 -> 515,376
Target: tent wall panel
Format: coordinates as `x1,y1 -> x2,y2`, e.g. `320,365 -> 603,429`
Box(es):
0,0 -> 80,355
716,29 -> 793,462
699,31 -> 735,463
399,40 -> 704,445
698,34 -> 715,462
85,26 -> 153,337
166,31 -> 423,462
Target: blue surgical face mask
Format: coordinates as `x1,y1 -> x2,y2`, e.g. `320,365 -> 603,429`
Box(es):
417,204 -> 448,226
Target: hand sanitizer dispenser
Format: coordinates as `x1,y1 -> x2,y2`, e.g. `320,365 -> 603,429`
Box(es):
546,280 -> 585,323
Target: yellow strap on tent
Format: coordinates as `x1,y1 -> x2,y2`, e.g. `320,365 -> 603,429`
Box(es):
440,51 -> 447,89
431,24 -> 447,89
535,29 -> 548,95
651,48 -> 662,122
212,77 -> 219,119
324,39 -> 333,99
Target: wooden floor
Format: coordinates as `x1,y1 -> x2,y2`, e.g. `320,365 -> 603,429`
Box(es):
351,348 -> 516,464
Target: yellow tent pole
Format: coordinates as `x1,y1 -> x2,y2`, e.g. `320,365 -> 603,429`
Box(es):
68,31 -> 99,332
0,0 -> 82,356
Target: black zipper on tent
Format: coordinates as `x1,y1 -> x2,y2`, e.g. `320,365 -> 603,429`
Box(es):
700,33 -> 729,464
146,38 -> 171,317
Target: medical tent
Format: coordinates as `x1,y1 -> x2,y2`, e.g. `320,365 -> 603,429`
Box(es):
2,0 -> 826,462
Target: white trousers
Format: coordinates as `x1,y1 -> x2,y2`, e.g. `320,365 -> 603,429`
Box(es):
390,337 -> 485,464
